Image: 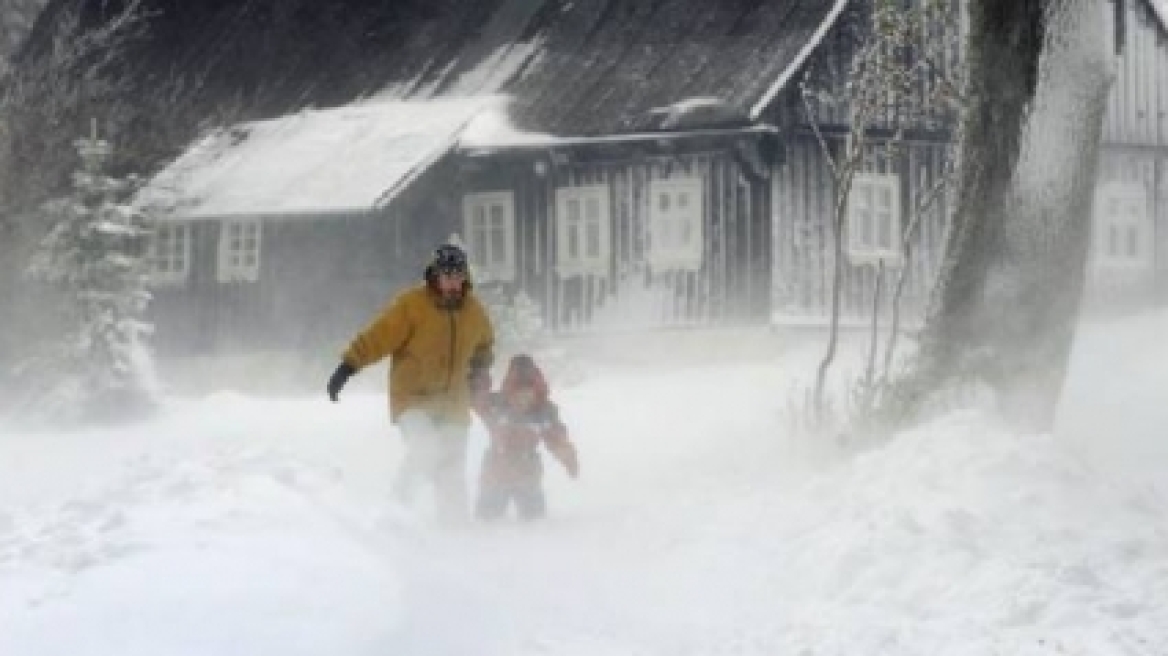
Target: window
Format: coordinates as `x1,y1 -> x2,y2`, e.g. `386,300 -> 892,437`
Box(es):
463,191 -> 516,282
1094,182 -> 1152,270
847,174 -> 902,263
147,222 -> 190,285
556,185 -> 611,275
648,178 -> 703,271
217,219 -> 261,283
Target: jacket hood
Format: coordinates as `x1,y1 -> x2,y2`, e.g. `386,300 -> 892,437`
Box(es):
501,354 -> 549,401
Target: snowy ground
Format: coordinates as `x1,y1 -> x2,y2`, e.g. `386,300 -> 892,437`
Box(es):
2,313 -> 1167,655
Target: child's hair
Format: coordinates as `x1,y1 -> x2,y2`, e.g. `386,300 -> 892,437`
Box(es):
503,354 -> 548,398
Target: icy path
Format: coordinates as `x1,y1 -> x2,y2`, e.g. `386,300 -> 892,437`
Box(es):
2,314 -> 1168,655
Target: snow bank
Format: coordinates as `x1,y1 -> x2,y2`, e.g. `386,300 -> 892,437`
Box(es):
2,312 -> 1167,655
765,410 -> 1168,654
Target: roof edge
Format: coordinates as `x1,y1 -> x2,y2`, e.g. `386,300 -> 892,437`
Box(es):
458,124 -> 779,155
748,0 -> 851,121
1145,0 -> 1168,35
371,109 -> 489,209
156,208 -> 378,223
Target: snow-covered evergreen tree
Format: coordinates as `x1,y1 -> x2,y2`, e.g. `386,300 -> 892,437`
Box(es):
23,128 -> 157,423
478,284 -> 545,352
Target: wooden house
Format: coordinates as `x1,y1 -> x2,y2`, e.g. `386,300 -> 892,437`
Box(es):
136,99 -> 490,355
140,0 -> 858,357
137,0 -> 1167,361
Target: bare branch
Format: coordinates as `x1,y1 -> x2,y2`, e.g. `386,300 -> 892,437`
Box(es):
800,72 -> 840,179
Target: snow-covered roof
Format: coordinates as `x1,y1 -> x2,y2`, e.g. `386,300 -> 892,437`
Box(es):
500,0 -> 849,135
456,106 -> 559,150
749,0 -> 850,120
137,97 -> 500,221
1151,0 -> 1168,32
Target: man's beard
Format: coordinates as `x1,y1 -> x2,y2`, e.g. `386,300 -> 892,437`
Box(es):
438,288 -> 463,309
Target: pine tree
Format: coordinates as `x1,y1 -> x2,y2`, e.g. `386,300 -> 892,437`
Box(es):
23,127 -> 157,423
478,284 -> 545,352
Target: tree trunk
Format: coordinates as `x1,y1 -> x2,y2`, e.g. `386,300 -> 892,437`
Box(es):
894,0 -> 1110,431
989,0 -> 1110,429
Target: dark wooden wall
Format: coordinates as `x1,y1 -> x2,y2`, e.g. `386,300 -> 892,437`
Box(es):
770,134 -> 951,326
150,212 -> 399,356
457,143 -> 772,333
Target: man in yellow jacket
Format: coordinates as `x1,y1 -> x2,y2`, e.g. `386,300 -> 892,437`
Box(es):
327,244 -> 494,522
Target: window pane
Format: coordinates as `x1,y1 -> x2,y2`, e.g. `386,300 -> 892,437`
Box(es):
878,212 -> 892,249
659,192 -> 671,213
1127,198 -> 1142,222
1109,225 -> 1120,257
658,218 -> 671,250
677,192 -> 689,209
568,221 -> 579,260
585,197 -> 600,220
473,223 -> 488,264
858,186 -> 873,210
859,210 -> 873,247
1127,225 -> 1139,259
491,220 -> 507,265
585,195 -> 602,259
877,186 -> 892,210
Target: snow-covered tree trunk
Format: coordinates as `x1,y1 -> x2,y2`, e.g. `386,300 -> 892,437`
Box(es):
896,0 -> 1110,431
22,130 -> 157,423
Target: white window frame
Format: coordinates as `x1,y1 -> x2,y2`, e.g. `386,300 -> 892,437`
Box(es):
647,178 -> 704,271
463,191 -> 516,282
217,218 -> 262,283
1093,181 -> 1152,271
847,174 -> 903,264
147,221 -> 191,286
555,185 -> 611,276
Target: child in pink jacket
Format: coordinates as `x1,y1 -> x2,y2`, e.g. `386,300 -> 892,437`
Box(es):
472,354 -> 578,521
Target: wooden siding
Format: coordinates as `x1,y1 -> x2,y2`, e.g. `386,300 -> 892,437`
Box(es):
1085,146 -> 1168,307
1093,0 -> 1168,306
771,134 -> 950,326
149,211 -> 407,357
775,0 -> 961,136
148,157 -> 465,358
459,148 -> 772,333
1103,0 -> 1168,147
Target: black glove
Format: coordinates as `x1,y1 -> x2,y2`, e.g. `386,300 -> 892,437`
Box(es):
327,362 -> 356,402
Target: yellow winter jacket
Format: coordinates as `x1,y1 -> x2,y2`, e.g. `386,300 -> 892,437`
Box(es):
342,283 -> 494,425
